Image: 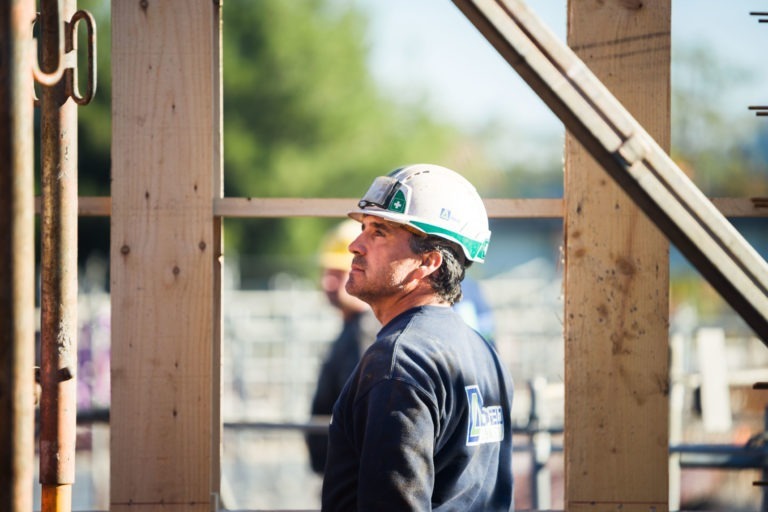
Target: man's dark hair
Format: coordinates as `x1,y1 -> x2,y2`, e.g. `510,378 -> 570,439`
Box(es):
408,233 -> 469,305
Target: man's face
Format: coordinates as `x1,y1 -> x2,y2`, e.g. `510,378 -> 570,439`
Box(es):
345,216 -> 422,305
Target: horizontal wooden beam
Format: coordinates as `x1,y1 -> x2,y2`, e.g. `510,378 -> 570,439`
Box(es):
34,196 -> 111,216
213,197 -> 565,218
214,197 -> 352,218
35,196 -> 768,219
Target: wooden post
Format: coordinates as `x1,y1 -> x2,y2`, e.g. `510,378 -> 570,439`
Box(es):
212,0 -> 224,503
110,2 -> 220,510
564,1 -> 670,510
0,1 -> 36,511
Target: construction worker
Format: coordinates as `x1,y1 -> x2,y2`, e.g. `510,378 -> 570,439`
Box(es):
306,220 -> 378,474
321,164 -> 515,511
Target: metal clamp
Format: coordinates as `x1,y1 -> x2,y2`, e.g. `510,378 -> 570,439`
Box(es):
67,9 -> 97,105
748,12 -> 767,116
31,0 -> 66,87
32,1 -> 98,105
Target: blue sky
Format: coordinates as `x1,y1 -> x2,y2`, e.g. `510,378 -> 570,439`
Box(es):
355,1 -> 768,165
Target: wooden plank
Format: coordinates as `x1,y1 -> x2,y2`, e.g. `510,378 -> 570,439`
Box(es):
211,0 -> 223,501
214,197 -> 357,218
209,196 -> 768,218
485,198 -> 562,218
213,197 -> 564,218
110,1 -> 216,510
32,195 -> 768,218
0,1 -> 36,510
35,196 -> 567,218
564,1 -> 670,509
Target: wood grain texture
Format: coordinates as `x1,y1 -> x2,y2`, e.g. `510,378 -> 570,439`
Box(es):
565,0 -> 671,508
40,196 -> 768,218
110,1 -> 216,509
213,197 -> 564,218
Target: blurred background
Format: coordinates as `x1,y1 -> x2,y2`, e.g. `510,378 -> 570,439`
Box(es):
31,0 -> 768,510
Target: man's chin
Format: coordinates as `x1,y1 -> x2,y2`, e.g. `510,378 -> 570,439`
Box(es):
345,284 -> 367,303
345,275 -> 360,294
345,286 -> 361,300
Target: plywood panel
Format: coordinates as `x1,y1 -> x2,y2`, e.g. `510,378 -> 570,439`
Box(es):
110,1 -> 216,510
564,1 -> 670,509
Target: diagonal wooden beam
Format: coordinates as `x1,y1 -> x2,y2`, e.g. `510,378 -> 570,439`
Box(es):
453,0 -> 768,342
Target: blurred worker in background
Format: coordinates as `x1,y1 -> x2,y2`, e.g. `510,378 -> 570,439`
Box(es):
454,274 -> 495,344
306,220 -> 379,474
321,164 -> 514,511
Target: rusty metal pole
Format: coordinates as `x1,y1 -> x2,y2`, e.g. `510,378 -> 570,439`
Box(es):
39,0 -> 78,509
0,1 -> 36,511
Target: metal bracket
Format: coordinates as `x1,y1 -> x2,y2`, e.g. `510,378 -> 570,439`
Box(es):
32,1 -> 97,105
31,0 -> 66,87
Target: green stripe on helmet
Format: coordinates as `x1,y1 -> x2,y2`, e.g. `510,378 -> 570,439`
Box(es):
410,220 -> 489,262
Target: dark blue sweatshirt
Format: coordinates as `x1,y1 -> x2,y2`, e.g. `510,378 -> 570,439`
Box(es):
321,305 -> 514,511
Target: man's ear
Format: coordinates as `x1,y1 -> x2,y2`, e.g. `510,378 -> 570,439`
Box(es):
415,250 -> 442,279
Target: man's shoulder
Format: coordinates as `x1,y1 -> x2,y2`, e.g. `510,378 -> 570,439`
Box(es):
382,305 -> 462,336
353,312 -> 438,392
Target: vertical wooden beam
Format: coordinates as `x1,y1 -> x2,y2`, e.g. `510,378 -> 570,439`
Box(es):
211,0 -> 224,504
111,2 -> 218,511
564,1 -> 670,510
0,2 -> 35,511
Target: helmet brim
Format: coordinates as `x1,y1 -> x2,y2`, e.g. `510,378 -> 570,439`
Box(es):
348,208 -> 425,234
348,208 -> 489,263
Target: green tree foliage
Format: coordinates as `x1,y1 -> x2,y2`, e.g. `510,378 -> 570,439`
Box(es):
75,1 -> 111,197
221,0 -> 472,284
671,43 -> 767,196
70,4 -> 768,292
72,0 -> 486,284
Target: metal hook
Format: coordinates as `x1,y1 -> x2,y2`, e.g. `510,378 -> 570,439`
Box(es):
32,0 -> 66,88
66,10 -> 97,105
33,5 -> 98,107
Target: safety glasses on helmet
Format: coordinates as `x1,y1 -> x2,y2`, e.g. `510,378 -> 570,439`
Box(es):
357,176 -> 403,210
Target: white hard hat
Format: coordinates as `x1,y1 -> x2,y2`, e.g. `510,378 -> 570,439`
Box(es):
348,164 -> 491,263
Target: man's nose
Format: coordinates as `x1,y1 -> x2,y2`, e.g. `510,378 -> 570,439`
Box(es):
348,234 -> 363,255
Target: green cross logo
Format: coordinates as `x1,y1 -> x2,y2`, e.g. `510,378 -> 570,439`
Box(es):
388,189 -> 407,213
